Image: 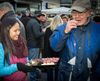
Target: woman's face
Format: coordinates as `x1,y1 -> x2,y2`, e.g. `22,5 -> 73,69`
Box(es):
9,22 -> 20,41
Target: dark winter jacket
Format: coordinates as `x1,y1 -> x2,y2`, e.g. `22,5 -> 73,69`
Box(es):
26,17 -> 44,48
44,27 -> 59,58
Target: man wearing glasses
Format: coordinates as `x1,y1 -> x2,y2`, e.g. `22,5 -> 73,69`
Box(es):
49,0 -> 100,81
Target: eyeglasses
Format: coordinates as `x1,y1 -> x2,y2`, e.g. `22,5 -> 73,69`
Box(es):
71,10 -> 87,16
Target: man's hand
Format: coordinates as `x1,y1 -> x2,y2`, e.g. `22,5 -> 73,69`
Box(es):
65,20 -> 78,33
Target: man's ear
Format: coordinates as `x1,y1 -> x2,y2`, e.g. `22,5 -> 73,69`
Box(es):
90,9 -> 93,14
87,9 -> 93,17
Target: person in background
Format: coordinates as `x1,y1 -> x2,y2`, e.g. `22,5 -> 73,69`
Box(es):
15,11 -> 22,19
60,14 -> 69,23
44,15 -> 63,58
26,11 -> 46,60
43,15 -> 63,81
0,2 -> 26,39
0,17 -> 33,81
49,0 -> 100,81
20,10 -> 32,39
25,11 -> 46,81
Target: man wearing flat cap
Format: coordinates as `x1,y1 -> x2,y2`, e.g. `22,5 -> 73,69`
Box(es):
49,0 -> 100,81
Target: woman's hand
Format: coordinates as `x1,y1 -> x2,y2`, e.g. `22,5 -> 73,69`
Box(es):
17,62 -> 33,73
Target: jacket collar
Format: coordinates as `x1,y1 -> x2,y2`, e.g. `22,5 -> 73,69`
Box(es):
77,18 -> 91,32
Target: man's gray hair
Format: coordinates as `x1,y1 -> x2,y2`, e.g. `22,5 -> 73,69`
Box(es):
0,2 -> 14,12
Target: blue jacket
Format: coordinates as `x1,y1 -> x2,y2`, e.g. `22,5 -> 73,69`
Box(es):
50,20 -> 100,80
0,43 -> 18,77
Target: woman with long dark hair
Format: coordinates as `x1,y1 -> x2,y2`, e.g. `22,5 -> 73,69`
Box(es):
0,17 -> 33,81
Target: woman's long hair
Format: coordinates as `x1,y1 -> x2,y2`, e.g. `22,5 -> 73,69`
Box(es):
0,17 -> 20,60
48,15 -> 63,31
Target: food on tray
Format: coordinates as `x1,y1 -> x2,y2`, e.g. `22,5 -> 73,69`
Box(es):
27,59 -> 43,66
27,57 -> 59,66
41,62 -> 55,65
42,57 -> 59,65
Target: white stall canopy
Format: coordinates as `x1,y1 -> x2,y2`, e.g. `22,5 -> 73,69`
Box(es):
41,7 -> 71,14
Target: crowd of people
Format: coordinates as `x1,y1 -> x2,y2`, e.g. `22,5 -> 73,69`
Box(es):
0,0 -> 100,81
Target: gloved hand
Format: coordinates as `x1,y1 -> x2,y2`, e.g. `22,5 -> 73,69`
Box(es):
17,62 -> 33,73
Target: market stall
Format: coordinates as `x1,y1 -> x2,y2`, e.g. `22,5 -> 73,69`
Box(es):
41,7 -> 71,15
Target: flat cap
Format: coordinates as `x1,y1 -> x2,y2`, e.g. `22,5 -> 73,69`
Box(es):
71,0 -> 91,12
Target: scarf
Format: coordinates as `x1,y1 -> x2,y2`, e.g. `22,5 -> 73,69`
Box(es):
12,36 -> 28,58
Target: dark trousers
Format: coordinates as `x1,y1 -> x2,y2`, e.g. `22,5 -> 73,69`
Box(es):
47,67 -> 58,81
